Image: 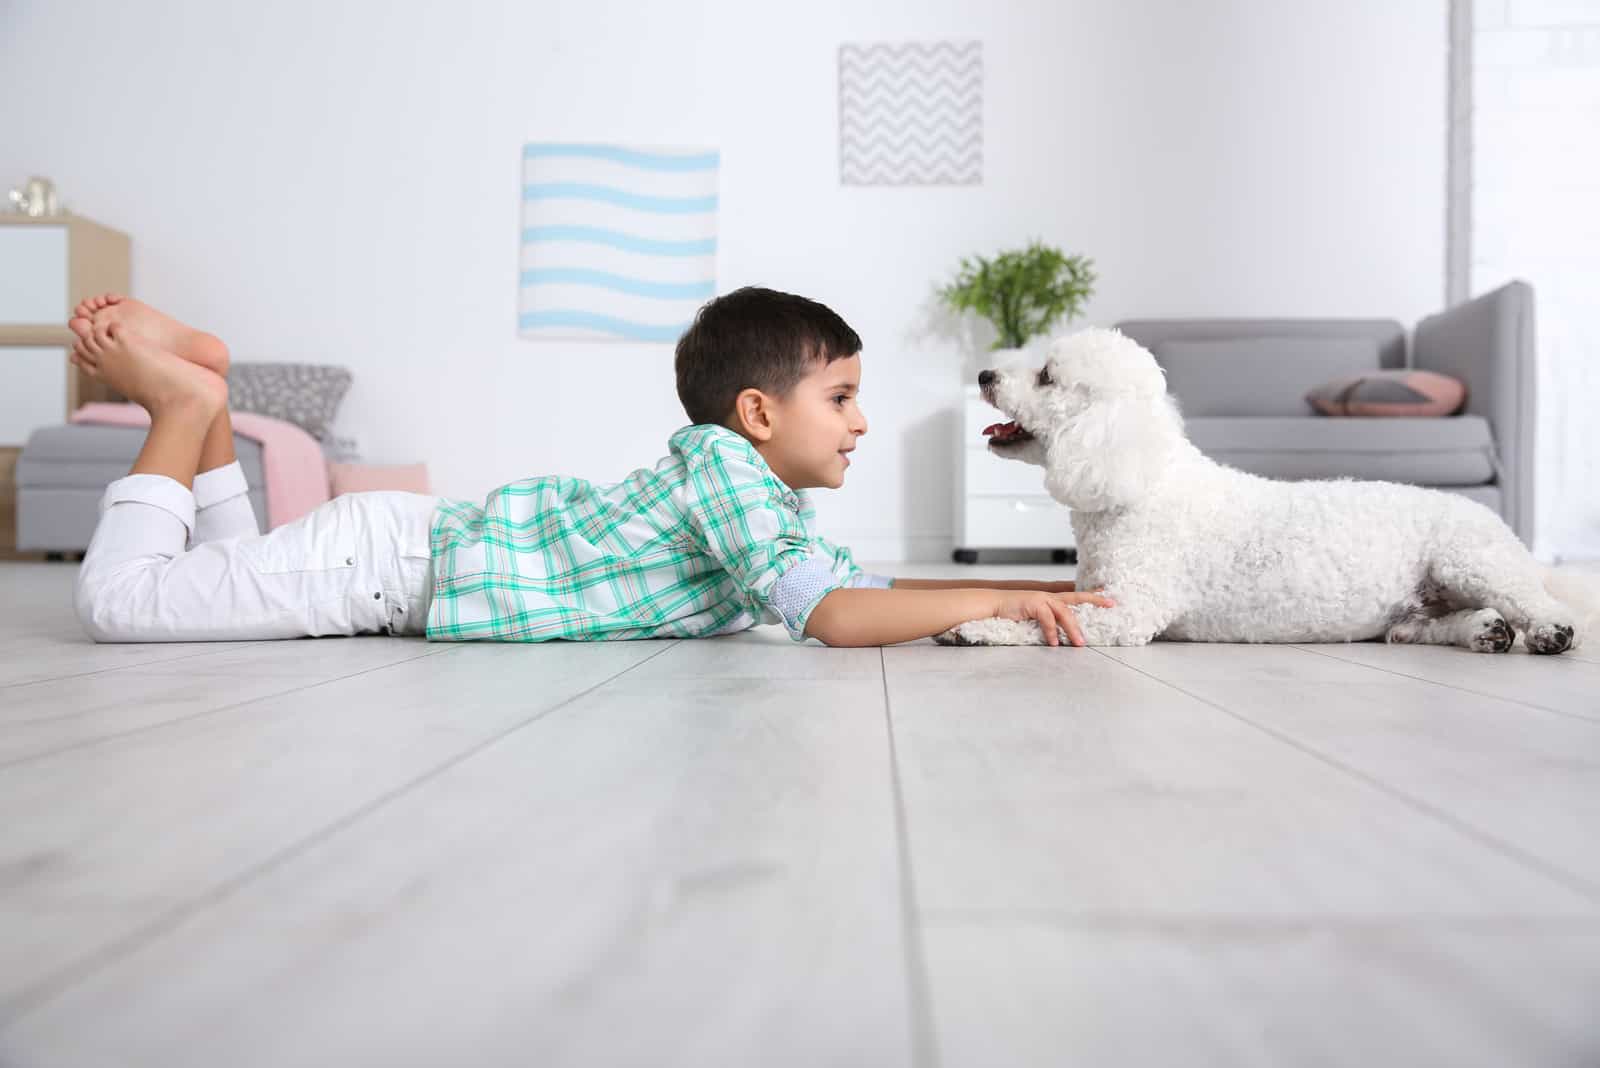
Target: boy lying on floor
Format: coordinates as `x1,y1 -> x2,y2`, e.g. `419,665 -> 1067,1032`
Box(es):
68,287 -> 1110,647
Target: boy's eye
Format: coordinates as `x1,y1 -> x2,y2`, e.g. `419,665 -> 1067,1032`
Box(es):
1037,367 -> 1053,387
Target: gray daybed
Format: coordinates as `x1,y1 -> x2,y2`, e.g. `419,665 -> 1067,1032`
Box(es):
16,425 -> 266,554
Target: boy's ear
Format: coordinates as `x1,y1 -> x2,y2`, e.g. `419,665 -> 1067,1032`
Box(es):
732,388 -> 776,442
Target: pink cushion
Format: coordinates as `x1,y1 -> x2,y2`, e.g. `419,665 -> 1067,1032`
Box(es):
1306,370 -> 1467,417
328,462 -> 432,496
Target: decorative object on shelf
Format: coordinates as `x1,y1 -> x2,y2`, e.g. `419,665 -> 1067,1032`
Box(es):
6,176 -> 62,217
939,240 -> 1096,352
839,40 -> 982,186
518,143 -> 719,344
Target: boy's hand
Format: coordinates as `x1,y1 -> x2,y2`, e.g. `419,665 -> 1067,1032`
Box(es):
992,590 -> 1116,647
1032,580 -> 1077,594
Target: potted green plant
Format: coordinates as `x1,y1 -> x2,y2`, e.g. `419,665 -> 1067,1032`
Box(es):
939,240 -> 1096,356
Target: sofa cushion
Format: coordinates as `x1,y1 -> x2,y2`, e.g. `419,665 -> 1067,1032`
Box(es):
16,425 -> 266,489
1153,337 -> 1381,417
1185,416 -> 1495,485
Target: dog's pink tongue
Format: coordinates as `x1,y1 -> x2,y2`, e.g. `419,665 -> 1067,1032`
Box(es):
983,421 -> 1019,438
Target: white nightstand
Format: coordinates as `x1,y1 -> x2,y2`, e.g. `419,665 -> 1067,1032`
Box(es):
953,383 -> 1075,564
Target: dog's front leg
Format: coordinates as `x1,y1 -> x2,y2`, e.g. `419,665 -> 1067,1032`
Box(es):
1068,602 -> 1164,646
934,600 -> 1166,647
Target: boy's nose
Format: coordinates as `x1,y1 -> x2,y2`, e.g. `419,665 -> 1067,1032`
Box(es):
978,370 -> 996,387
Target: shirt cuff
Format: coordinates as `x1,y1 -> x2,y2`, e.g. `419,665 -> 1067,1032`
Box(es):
770,554 -> 848,641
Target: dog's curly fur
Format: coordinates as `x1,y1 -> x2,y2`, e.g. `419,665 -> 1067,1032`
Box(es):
938,328 -> 1595,654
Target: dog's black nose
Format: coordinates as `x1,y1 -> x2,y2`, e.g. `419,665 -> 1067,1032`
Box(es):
978,370 -> 996,387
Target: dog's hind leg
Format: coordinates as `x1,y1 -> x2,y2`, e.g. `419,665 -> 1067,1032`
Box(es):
1386,608 -> 1515,653
1428,542 -> 1577,655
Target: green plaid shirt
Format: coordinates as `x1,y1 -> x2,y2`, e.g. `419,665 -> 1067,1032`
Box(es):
425,424 -> 889,642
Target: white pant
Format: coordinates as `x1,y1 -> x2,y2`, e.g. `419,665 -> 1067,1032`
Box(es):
75,461 -> 443,642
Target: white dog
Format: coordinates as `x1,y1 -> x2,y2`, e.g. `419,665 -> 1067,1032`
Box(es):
938,328 -> 1594,653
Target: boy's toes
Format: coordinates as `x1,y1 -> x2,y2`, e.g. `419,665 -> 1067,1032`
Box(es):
68,315 -> 93,340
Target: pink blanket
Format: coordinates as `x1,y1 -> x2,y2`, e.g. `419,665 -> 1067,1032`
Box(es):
73,403 -> 330,529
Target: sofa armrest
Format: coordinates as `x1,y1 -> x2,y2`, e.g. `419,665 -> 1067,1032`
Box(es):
1412,280 -> 1536,545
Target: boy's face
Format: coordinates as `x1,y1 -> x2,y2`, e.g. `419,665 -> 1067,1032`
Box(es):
756,353 -> 869,490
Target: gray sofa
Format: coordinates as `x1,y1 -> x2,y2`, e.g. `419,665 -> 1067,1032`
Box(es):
1116,280 -> 1536,546
16,426 -> 266,554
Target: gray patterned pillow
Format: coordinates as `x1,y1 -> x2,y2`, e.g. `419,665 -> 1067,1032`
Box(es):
226,363 -> 353,440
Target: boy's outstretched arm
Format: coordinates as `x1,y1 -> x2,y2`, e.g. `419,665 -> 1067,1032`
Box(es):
892,578 -> 1077,593
804,587 -> 1114,648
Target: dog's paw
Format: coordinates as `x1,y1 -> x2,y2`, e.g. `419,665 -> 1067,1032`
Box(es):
1386,621 -> 1421,645
933,619 -> 1049,646
933,624 -> 983,646
1526,621 -> 1576,655
1467,609 -> 1515,654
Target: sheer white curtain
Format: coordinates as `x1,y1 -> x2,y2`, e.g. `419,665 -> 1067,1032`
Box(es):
1461,0 -> 1600,561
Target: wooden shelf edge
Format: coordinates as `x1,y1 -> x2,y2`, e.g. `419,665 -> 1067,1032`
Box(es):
0,325 -> 74,347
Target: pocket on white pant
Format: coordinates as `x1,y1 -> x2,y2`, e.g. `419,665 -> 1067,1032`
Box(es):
231,499 -> 367,635
237,498 -> 358,575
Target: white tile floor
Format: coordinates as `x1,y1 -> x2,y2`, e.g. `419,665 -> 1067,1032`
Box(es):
1,560 -> 1597,1067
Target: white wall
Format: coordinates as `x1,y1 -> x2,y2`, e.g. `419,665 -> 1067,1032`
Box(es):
1,0 -> 1447,560
1471,0 -> 1600,561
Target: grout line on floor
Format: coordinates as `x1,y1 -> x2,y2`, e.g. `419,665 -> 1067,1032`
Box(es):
917,908 -> 1600,934
1092,647 -> 1600,907
0,642 -> 281,692
1288,644 -> 1600,726
880,647 -> 942,1068
0,645 -> 461,772
0,639 -> 683,1029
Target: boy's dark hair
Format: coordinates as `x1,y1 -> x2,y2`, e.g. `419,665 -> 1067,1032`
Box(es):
674,286 -> 862,426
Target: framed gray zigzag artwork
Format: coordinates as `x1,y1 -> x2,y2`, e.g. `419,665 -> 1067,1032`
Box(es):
839,40 -> 982,186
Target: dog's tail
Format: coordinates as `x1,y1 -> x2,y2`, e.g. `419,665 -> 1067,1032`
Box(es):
1543,566 -> 1600,647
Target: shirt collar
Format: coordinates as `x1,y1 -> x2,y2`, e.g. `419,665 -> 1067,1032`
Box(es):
669,424 -> 802,508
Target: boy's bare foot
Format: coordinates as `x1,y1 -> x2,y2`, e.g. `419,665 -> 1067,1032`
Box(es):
74,318 -> 226,419
71,293 -> 230,376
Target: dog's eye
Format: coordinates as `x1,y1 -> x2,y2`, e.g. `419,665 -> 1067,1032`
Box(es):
1036,367 -> 1053,387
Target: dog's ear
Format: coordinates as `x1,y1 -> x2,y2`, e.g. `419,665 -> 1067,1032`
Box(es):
1044,392 -> 1177,511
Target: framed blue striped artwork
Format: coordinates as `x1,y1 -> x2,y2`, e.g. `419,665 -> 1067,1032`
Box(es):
518,143 -> 720,343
